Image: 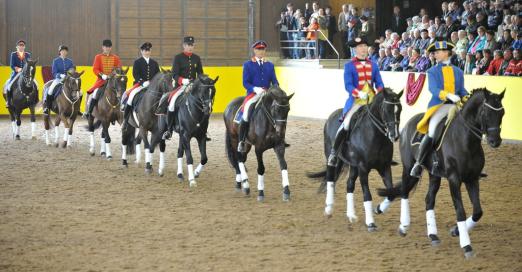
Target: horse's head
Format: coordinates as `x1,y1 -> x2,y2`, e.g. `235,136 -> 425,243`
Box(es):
108,67 -> 129,100
192,74 -> 219,115
21,58 -> 38,89
464,88 -> 505,148
380,88 -> 403,142
152,68 -> 174,94
63,69 -> 84,101
266,86 -> 294,135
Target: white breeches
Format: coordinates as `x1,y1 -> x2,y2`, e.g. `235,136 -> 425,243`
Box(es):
428,104 -> 454,138
167,86 -> 187,112
342,104 -> 362,130
127,86 -> 144,106
242,93 -> 262,122
48,78 -> 63,95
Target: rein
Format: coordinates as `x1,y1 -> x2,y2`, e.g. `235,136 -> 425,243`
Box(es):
364,98 -> 400,139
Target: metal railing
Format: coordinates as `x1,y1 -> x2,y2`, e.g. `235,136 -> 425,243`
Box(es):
278,29 -> 341,69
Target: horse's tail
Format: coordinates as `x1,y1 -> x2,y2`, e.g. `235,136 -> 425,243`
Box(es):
125,126 -> 136,155
307,163 -> 345,194
306,170 -> 326,179
377,178 -> 420,199
225,130 -> 236,168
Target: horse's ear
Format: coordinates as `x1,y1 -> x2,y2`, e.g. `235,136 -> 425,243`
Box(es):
79,70 -> 85,77
123,67 -> 129,74
287,93 -> 295,100
214,76 -> 219,83
499,88 -> 506,100
398,89 -> 404,98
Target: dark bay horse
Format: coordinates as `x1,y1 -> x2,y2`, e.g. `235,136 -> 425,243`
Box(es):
121,69 -> 173,175
307,88 -> 403,232
43,70 -> 84,147
168,74 -> 218,187
3,59 -> 39,140
87,67 -> 128,159
378,88 -> 505,258
224,87 -> 294,202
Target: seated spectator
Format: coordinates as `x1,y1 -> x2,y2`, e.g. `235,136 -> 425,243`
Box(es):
464,53 -> 476,74
499,48 -> 513,75
450,31 -> 459,45
466,16 -> 478,35
487,3 -> 503,31
455,50 -> 467,70
511,30 -> 522,50
377,48 -> 388,70
380,29 -> 393,49
485,49 -> 504,75
368,45 -> 379,63
445,16 -> 461,40
412,16 -> 421,30
455,30 -> 469,54
399,32 -> 412,51
411,29 -> 422,49
428,28 -> 437,44
505,49 -> 521,76
434,16 -> 447,38
393,48 -> 409,71
406,18 -> 415,33
484,30 -> 498,51
476,12 -> 488,30
468,26 -> 487,53
390,32 -> 401,49
387,48 -> 404,71
461,1 -> 471,27
406,48 -> 421,71
418,29 -> 430,52
476,49 -> 492,74
415,50 -> 433,72
498,29 -> 513,50
381,47 -> 394,70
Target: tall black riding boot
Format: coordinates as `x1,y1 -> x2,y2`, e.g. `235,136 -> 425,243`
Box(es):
410,135 -> 433,178
43,95 -> 53,115
327,127 -> 349,166
122,105 -> 132,131
6,91 -> 13,109
162,110 -> 176,140
84,98 -> 97,118
237,120 -> 250,152
155,93 -> 169,115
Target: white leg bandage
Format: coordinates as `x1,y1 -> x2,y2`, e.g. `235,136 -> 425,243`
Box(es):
187,164 -> 195,181
159,152 -> 165,173
100,138 -> 106,154
325,181 -> 335,215
426,209 -> 438,235
195,163 -> 204,175
11,121 -> 16,135
400,198 -> 410,230
15,125 -> 20,136
457,221 -> 471,248
235,174 -> 241,183
281,169 -> 289,187
145,148 -> 151,164
89,132 -> 95,153
177,157 -> 184,175
466,216 -> 477,232
63,128 -> 69,142
346,193 -> 356,221
105,143 -> 112,157
121,145 -> 127,160
379,198 -> 392,213
54,127 -> 60,144
67,133 -> 72,146
364,201 -> 375,225
257,174 -> 265,191
135,143 -> 141,163
238,162 -> 248,181
45,130 -> 50,145
31,122 -> 36,138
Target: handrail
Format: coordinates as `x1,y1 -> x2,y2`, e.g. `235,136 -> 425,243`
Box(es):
279,29 -> 340,68
317,29 -> 340,69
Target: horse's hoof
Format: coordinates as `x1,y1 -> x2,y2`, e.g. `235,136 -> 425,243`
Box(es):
283,193 -> 290,202
15,135 -> 20,140
189,180 -> 197,188
55,143 -> 59,148
107,156 -> 112,160
100,152 -> 106,157
235,182 -> 242,192
324,205 -> 333,217
158,170 -> 164,177
177,173 -> 184,181
90,152 -> 95,156
282,186 -> 290,202
122,160 -> 128,167
194,171 -> 200,178
31,136 -> 37,140
429,234 -> 441,246
367,223 -> 378,232
145,168 -> 152,174
463,245 -> 475,259
257,195 -> 265,202
398,226 -> 408,237
374,204 -> 383,214
62,142 -> 67,148
346,215 -> 358,223
450,225 -> 459,237
243,187 -> 250,196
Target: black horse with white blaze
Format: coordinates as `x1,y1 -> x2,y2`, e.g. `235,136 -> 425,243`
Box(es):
378,88 -> 505,258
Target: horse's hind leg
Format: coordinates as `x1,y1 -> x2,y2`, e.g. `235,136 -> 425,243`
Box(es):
425,174 -> 442,246
54,115 -> 61,147
142,130 -> 153,174
100,127 -> 107,157
255,149 -> 265,201
103,123 -> 112,159
43,111 -> 51,146
194,136 -> 208,178
359,169 -> 377,232
375,165 -> 394,214
29,106 -> 36,140
14,112 -> 21,140
87,118 -> 95,156
345,166 -> 358,223
398,167 -> 419,237
448,177 -> 474,259
182,133 -> 197,187
134,134 -> 142,164
158,139 -> 166,177
61,116 -> 70,148
176,139 -> 184,180
274,144 -> 290,202
237,150 -> 250,195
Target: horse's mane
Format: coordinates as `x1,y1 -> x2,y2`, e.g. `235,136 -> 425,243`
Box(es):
267,86 -> 288,100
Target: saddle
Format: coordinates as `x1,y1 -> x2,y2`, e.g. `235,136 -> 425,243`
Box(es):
131,88 -> 146,111
52,83 -> 64,99
233,95 -> 264,124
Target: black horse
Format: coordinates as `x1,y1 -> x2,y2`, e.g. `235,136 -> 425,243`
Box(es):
3,59 -> 39,140
224,87 -> 294,202
307,88 -> 403,232
122,69 -> 173,175
166,74 -> 218,187
378,88 -> 505,258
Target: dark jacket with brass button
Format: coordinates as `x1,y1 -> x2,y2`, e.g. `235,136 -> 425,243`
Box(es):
171,52 -> 203,87
133,57 -> 160,85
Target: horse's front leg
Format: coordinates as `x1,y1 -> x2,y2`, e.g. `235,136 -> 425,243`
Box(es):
141,130 -> 153,174
67,116 -> 76,148
425,174 -> 442,246
14,112 -> 21,140
237,147 -> 250,196
158,139 -> 166,177
346,166 -> 358,222
103,123 -> 112,160
87,117 -> 95,155
448,176 -> 474,259
61,116 -> 70,148
182,133 -> 197,187
359,168 -> 377,232
375,165 -> 394,214
194,135 -> 208,178
450,179 -> 482,240
54,115 -> 61,147
176,138 -> 184,181
29,106 -> 36,140
255,149 -> 265,201
274,144 -> 290,202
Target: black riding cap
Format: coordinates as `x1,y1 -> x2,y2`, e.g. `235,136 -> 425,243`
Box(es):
140,42 -> 152,50
183,36 -> 195,45
58,45 -> 69,52
347,37 -> 368,47
102,39 -> 113,47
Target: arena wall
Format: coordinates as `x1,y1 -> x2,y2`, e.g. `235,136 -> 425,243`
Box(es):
1,66 -> 520,141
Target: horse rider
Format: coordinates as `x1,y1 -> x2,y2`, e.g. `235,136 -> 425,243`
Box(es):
4,40 -> 32,108
157,36 -> 204,140
410,40 -> 468,178
327,37 -> 384,166
84,39 -> 121,118
43,45 -> 75,115
121,42 -> 160,130
237,40 -> 279,153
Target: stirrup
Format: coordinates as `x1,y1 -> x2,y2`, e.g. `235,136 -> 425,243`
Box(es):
237,141 -> 247,153
327,153 -> 338,166
410,163 -> 423,178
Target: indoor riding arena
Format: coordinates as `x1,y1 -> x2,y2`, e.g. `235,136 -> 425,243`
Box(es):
1,0 -> 521,271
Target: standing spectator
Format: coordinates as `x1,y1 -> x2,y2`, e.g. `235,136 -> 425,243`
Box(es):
317,8 -> 329,59
346,19 -> 359,58
468,26 -> 487,54
282,3 -> 298,59
498,49 -> 513,75
297,16 -> 308,59
311,2 -> 320,18
445,16 -> 461,40
391,6 -> 406,34
360,16 -> 370,40
455,30 -> 469,54
304,2 -> 312,22
504,49 -> 521,75
306,17 -> 319,59
485,50 -> 504,75
338,4 -> 350,59
325,6 -> 337,58
484,30 -> 498,51
348,7 -> 360,30
419,8 -> 428,18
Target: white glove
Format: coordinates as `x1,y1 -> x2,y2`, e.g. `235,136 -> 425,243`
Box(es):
358,91 -> 368,100
253,87 -> 265,94
182,78 -> 190,85
101,74 -> 108,80
446,93 -> 460,103
142,81 -> 150,87
59,74 -> 66,79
